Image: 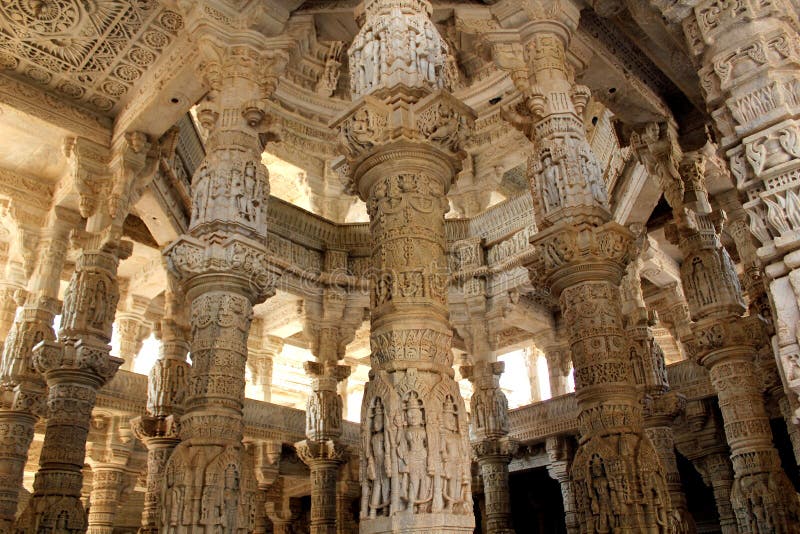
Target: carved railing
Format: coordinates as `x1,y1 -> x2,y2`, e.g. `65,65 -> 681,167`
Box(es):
98,370 -> 360,447
105,359 -> 712,449
507,359 -> 714,444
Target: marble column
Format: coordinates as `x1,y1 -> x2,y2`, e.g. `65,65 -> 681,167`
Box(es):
522,347 -> 542,402
86,466 -> 127,534
247,328 -> 282,403
660,147 -> 800,530
695,452 -> 737,534
115,312 -> 150,372
15,125 -> 161,532
265,477 -> 299,534
655,0 -> 800,486
296,290 -> 359,534
534,332 -> 571,397
0,209 -> 75,529
622,250 -> 696,533
160,40 -> 285,530
546,437 -> 579,534
504,4 -> 673,529
335,2 -> 475,532
0,283 -> 24,352
15,241 -> 131,532
462,361 -> 517,534
132,283 -> 190,534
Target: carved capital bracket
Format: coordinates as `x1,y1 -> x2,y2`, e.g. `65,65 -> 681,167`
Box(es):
529,220 -> 636,294
294,438 -> 348,467
164,234 -> 283,303
333,90 -> 476,199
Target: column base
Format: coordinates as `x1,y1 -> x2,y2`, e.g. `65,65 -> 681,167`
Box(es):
361,512 -> 474,534
15,494 -> 87,533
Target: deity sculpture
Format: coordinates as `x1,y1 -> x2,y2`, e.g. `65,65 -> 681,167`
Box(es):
397,393 -> 429,513
365,398 -> 391,518
440,396 -> 466,513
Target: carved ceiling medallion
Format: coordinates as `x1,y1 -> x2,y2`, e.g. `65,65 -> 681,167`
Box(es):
0,0 -> 182,113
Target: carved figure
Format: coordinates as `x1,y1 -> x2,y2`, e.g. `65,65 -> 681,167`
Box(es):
397,393 -> 429,513
440,397 -> 463,513
366,398 -> 391,517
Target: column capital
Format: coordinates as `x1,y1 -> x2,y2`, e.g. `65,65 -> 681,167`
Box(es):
333,90 -> 476,201
132,414 -> 181,443
471,436 -> 519,461
294,438 -> 348,467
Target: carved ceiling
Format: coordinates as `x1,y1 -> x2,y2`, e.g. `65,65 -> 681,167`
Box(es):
0,0 -> 183,114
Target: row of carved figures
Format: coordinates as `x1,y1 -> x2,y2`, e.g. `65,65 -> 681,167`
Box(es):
362,392 -> 471,519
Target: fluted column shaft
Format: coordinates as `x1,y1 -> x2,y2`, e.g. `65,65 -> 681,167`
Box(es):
87,466 -> 126,534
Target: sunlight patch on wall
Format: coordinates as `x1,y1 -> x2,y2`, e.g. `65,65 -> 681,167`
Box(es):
498,349 -> 532,409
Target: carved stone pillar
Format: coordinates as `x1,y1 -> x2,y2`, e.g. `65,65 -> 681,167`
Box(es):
265,477 -> 299,534
523,347 -> 542,402
0,210 -> 74,529
0,284 -> 24,351
654,1 -> 800,437
535,333 -> 571,397
296,440 -> 346,534
644,416 -> 694,534
132,283 -> 189,534
160,38 -> 284,531
15,241 -> 132,532
502,4 -> 673,529
660,149 -> 800,531
546,437 -> 579,534
334,1 -> 474,532
86,466 -> 126,534
622,249 -> 696,534
248,330 -> 282,403
115,312 -> 150,372
337,460 -> 360,534
462,361 -> 517,534
296,291 -> 358,534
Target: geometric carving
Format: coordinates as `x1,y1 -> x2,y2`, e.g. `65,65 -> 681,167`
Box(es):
0,1 -> 183,113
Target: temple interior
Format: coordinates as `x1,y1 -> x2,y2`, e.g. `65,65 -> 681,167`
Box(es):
1,0 -> 800,533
